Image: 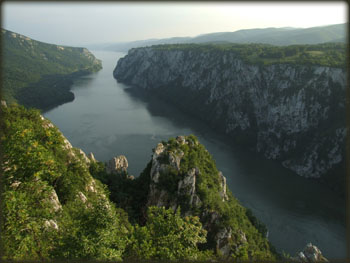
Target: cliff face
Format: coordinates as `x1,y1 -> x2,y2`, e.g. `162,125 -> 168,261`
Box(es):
114,47 -> 347,180
140,135 -> 275,259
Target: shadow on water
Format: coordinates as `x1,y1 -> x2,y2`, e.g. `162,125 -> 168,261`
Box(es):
43,51 -> 346,259
122,85 -> 346,258
123,85 -> 346,221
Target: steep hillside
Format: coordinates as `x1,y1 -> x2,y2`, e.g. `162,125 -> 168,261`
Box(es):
89,135 -> 278,260
0,103 -> 278,261
0,103 -> 131,260
1,29 -> 102,110
113,43 -> 347,195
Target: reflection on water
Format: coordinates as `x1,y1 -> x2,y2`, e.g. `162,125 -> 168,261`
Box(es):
43,51 -> 346,259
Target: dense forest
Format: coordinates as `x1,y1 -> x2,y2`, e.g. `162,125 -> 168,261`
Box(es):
1,103 -> 280,261
1,29 -> 102,110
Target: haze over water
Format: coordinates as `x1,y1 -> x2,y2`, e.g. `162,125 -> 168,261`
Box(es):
43,51 -> 346,259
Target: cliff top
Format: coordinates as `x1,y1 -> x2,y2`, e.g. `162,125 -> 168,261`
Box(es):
141,42 -> 346,68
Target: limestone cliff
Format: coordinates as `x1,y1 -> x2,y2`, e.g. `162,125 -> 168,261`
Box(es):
140,135 -> 276,259
113,45 -> 346,184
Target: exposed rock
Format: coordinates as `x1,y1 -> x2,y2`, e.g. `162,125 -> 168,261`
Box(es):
169,150 -> 184,171
77,192 -> 87,203
44,219 -> 59,231
294,243 -> 328,262
154,142 -> 165,155
144,138 -> 259,257
237,229 -> 247,244
218,172 -> 228,201
48,189 -> 62,212
1,100 -> 7,107
88,152 -> 96,162
114,47 -> 346,180
106,155 -> 128,174
10,181 -> 21,189
177,167 -> 201,207
215,227 -> 232,256
85,179 -> 97,193
78,149 -> 90,164
176,135 -> 186,145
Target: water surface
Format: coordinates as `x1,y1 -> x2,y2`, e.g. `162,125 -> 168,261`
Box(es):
43,51 -> 346,259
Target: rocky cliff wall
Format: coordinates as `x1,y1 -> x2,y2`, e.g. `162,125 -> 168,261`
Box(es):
114,47 -> 347,181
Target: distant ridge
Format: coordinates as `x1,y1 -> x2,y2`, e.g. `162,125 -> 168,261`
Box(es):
98,23 -> 346,52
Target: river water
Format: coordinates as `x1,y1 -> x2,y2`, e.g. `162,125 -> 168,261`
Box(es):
43,51 -> 346,259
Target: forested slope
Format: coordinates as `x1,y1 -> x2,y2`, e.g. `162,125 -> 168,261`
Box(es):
2,29 -> 102,110
1,103 -> 280,261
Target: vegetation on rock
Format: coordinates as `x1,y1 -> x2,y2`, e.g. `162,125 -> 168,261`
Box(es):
151,42 -> 346,68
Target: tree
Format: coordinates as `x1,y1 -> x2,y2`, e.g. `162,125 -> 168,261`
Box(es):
125,206 -> 211,260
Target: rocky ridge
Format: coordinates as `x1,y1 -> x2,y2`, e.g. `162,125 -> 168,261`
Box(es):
140,135 -> 274,258
114,47 -> 346,183
1,103 -> 330,261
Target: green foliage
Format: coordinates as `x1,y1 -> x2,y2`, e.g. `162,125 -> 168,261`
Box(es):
1,104 -> 277,261
51,196 -> 130,260
245,208 -> 268,237
152,135 -> 277,260
89,160 -> 151,224
1,104 -> 130,260
2,180 -> 59,260
125,206 -> 211,260
151,42 -> 346,68
2,29 -> 102,110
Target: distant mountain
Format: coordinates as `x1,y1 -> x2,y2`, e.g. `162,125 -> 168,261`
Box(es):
102,36 -> 192,52
2,29 -> 102,110
105,23 -> 346,52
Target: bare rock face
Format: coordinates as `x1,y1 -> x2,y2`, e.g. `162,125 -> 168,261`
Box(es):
215,227 -> 233,255
10,181 -> 21,189
169,150 -> 184,171
1,100 -> 7,107
144,138 -> 244,258
294,243 -> 328,263
77,192 -> 87,203
218,171 -> 228,201
44,219 -> 59,231
177,167 -> 201,208
115,47 -> 346,180
48,189 -> 62,212
88,152 -> 96,162
78,149 -> 91,164
106,155 -> 128,174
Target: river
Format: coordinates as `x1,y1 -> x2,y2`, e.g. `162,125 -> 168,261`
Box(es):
43,51 -> 346,259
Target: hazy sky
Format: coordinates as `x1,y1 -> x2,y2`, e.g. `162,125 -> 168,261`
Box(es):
2,1 -> 347,46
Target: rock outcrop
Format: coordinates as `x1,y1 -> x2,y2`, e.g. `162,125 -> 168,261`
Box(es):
114,46 -> 346,182
293,243 -> 328,263
88,152 -> 96,162
106,155 -> 129,174
143,136 -> 273,258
